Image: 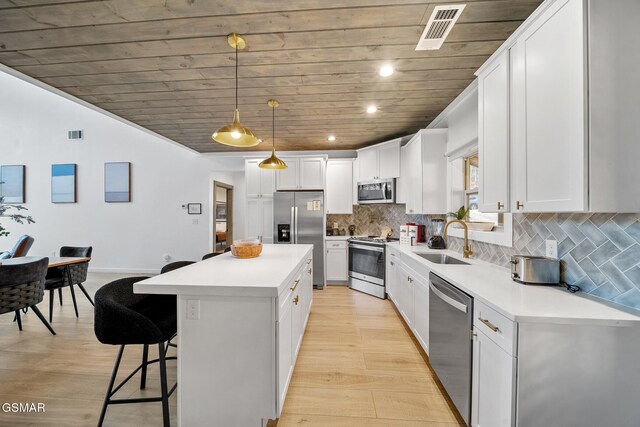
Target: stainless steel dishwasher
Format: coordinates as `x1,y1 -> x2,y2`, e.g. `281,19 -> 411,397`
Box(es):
428,272 -> 473,426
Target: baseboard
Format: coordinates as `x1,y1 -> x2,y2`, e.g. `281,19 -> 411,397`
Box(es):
88,267 -> 160,275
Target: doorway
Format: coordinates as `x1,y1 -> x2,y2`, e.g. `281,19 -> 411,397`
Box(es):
213,181 -> 233,253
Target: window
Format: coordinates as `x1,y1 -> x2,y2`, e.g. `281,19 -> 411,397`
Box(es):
464,153 -> 501,226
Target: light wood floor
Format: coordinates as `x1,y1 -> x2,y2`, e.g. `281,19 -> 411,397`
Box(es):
0,274 -> 461,426
278,285 -> 462,427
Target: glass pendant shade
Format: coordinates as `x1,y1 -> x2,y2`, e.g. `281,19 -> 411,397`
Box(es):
259,99 -> 288,170
212,34 -> 259,148
212,109 -> 259,147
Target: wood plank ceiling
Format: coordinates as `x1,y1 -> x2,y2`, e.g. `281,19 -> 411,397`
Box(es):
0,0 -> 542,153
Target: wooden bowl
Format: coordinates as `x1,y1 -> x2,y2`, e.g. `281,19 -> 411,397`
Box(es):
231,243 -> 263,259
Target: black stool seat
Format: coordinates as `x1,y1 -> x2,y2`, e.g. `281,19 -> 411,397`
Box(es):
94,277 -> 177,427
160,260 -> 195,274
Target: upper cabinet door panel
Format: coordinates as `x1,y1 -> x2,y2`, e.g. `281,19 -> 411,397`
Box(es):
300,158 -> 325,189
261,167 -> 276,197
377,141 -> 401,179
277,158 -> 299,190
478,52 -> 510,213
326,160 -> 353,214
358,148 -> 378,181
246,160 -> 261,197
512,0 -> 586,212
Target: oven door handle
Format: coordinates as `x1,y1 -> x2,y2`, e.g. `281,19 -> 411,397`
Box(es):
349,243 -> 384,252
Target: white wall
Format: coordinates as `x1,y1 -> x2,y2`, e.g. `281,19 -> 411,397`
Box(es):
0,69 -> 244,273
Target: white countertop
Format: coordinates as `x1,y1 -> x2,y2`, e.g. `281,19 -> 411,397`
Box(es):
135,244 -> 313,297
325,235 -> 350,240
389,243 -> 640,326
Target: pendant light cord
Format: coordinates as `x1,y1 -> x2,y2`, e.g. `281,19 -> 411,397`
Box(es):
272,104 -> 275,150
235,43 -> 238,110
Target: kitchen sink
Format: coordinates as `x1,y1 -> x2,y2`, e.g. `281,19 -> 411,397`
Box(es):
417,253 -> 469,265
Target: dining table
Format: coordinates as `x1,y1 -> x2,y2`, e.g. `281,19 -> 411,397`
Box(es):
1,256 -> 93,316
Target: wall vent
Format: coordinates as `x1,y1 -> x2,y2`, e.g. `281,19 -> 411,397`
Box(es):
68,130 -> 84,140
415,4 -> 466,51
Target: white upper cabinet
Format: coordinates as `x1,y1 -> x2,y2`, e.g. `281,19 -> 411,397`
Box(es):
300,158 -> 325,189
245,159 -> 276,197
403,133 -> 423,214
275,158 -> 300,190
401,130 -> 447,214
356,139 -> 401,181
326,159 -> 353,214
246,197 -> 273,243
510,0 -> 586,212
276,158 -> 325,190
478,50 -> 510,213
357,148 -> 378,181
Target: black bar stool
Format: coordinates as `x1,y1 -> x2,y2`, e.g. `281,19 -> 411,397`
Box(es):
94,276 -> 177,427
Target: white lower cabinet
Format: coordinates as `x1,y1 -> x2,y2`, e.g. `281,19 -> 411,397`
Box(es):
471,328 -> 516,427
277,257 -> 313,415
396,263 -> 414,328
277,290 -> 293,414
246,196 -> 273,243
472,301 -> 516,427
411,272 -> 430,355
326,240 -> 348,282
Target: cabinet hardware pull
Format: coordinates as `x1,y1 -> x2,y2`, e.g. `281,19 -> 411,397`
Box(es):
293,296 -> 299,305
478,317 -> 500,332
290,279 -> 300,292
306,259 -> 312,264
516,201 -> 524,210
497,202 -> 504,210
390,261 -> 394,266
307,268 -> 312,274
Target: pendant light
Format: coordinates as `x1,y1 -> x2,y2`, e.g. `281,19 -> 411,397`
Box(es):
212,34 -> 259,147
259,100 -> 288,170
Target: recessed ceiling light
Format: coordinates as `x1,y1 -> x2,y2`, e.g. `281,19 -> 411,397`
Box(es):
379,65 -> 394,77
327,135 -> 336,142
366,105 -> 378,114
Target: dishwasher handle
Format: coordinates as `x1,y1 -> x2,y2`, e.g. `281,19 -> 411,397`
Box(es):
429,281 -> 468,313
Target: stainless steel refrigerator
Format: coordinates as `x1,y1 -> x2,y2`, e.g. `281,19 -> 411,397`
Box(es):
273,191 -> 325,288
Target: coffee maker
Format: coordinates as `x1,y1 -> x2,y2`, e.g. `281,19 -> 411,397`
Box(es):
428,219 -> 446,249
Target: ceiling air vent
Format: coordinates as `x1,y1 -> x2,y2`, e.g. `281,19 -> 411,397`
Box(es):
68,130 -> 84,140
415,4 -> 466,51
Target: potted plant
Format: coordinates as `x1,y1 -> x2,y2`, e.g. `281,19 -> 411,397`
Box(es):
447,205 -> 494,231
0,195 -> 35,238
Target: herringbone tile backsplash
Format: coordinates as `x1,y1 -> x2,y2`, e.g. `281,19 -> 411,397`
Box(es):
329,207 -> 640,311
451,212 -> 640,311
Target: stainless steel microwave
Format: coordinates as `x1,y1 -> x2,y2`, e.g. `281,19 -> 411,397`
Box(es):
357,179 -> 396,204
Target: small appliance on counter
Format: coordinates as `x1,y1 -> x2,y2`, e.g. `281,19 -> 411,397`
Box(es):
428,219 -> 446,249
400,223 -> 424,245
510,255 -> 560,285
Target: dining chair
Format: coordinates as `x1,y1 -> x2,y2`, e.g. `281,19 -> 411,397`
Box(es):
45,246 -> 93,322
0,235 -> 34,260
95,277 -> 176,427
0,257 -> 56,335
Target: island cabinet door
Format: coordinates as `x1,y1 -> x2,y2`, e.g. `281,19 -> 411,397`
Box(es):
277,292 -> 294,415
291,276 -> 303,361
302,258 -> 313,318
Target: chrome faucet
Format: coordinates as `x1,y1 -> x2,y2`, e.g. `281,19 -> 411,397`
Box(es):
443,219 -> 473,259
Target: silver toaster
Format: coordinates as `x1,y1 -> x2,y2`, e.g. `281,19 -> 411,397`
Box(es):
510,255 -> 560,285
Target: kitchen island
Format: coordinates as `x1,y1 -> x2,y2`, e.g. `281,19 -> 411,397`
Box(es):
135,244 -> 314,427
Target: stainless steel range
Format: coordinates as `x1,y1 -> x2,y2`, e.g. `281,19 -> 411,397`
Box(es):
348,237 -> 396,299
